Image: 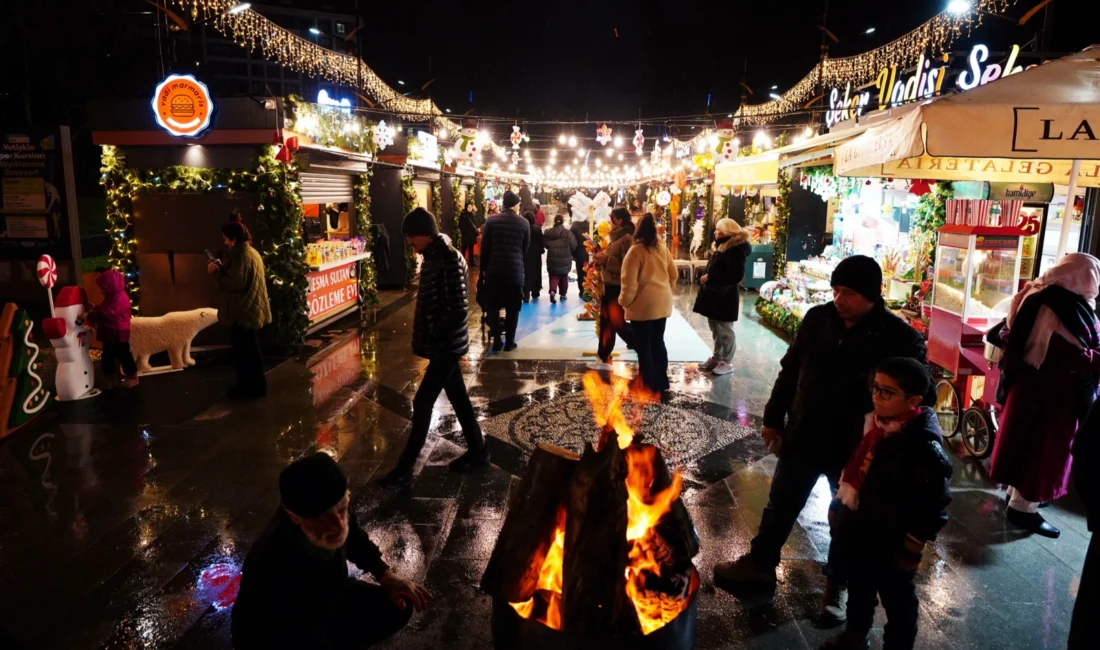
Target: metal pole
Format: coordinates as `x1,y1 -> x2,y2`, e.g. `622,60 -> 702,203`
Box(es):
1056,159 -> 1082,260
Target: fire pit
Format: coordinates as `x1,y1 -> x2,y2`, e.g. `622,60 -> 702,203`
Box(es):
481,373 -> 700,649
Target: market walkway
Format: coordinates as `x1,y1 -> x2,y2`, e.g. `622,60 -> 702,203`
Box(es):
0,279 -> 1090,650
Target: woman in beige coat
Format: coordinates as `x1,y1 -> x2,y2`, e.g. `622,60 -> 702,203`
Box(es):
619,214 -> 678,393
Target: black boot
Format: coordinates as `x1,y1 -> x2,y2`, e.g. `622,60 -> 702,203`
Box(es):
448,446 -> 491,473
378,467 -> 413,491
1007,506 -> 1061,538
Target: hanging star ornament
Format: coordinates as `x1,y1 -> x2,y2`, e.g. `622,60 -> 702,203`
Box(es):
596,123 -> 613,146
633,128 -> 645,155
510,126 -> 523,150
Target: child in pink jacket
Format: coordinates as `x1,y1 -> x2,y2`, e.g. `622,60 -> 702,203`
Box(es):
86,268 -> 138,388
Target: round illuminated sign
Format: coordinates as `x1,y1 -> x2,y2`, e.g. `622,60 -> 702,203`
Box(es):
152,74 -> 213,137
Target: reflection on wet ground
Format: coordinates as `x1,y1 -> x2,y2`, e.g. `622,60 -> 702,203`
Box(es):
0,286 -> 1090,649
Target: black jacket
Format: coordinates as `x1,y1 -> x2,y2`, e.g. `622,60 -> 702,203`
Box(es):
371,223 -> 391,274
413,236 -> 469,359
1076,401 -> 1100,532
842,407 -> 953,549
524,220 -> 544,292
231,508 -> 388,649
459,210 -> 480,246
570,221 -> 590,265
764,301 -> 928,469
693,235 -> 751,322
543,224 -> 577,276
480,209 -> 530,287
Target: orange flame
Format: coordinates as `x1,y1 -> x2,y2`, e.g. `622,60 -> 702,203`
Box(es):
582,371 -> 658,450
508,522 -> 565,630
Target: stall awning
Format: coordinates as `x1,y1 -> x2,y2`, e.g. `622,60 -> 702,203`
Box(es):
835,47 -> 1100,176
714,152 -> 779,185
843,154 -> 1100,188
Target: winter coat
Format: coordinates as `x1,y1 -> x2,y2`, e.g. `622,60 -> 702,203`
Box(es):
1076,398 -> 1100,532
600,227 -> 633,286
231,507 -> 388,650
619,242 -> 678,322
87,269 -> 132,343
838,407 -> 952,552
216,242 -> 272,331
543,225 -> 577,276
480,209 -> 530,288
413,235 -> 469,359
763,301 -> 928,470
693,233 -> 751,322
570,221 -> 591,265
459,211 -> 480,246
371,223 -> 391,273
524,221 -> 544,292
535,208 -> 546,227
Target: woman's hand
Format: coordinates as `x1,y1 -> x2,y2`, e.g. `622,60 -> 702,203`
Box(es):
700,274 -> 708,284
206,261 -> 219,274
593,252 -> 607,264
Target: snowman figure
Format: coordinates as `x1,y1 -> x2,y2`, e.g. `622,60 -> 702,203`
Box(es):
690,216 -> 706,257
41,287 -> 96,401
455,121 -> 479,161
714,123 -> 737,162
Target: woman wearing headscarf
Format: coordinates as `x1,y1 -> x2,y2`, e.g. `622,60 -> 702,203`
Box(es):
991,252 -> 1100,538
522,211 -> 544,302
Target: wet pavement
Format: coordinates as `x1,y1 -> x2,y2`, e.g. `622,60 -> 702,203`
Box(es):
0,280 -> 1091,649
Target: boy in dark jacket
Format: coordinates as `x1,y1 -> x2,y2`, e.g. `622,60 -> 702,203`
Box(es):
821,357 -> 952,650
233,453 -> 430,649
379,208 -> 489,490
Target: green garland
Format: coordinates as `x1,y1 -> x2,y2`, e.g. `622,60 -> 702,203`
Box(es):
401,174 -> 417,285
354,168 -> 379,310
431,181 -> 442,221
451,177 -> 462,249
755,296 -> 801,340
474,179 -> 485,218
775,168 -> 792,279
99,145 -> 308,345
720,193 -> 731,221
286,96 -> 376,155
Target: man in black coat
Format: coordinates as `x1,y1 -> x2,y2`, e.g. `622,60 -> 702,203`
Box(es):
569,216 -> 591,297
1070,402 -> 1100,648
379,208 -> 489,490
714,256 -> 929,627
480,191 -> 530,351
232,453 -> 431,649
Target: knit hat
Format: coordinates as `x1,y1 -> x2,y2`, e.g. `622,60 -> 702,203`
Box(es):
280,452 -> 348,518
402,207 -> 439,237
502,191 -> 520,210
714,218 -> 743,238
830,255 -> 883,303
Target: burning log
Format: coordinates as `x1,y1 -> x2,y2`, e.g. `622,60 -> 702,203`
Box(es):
648,445 -> 701,563
562,442 -> 640,638
481,444 -> 580,603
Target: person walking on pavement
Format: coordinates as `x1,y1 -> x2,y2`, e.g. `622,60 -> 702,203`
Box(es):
208,215 -> 271,400
459,203 -> 480,265
590,207 -> 635,369
534,199 -> 546,227
990,252 -> 1100,538
379,208 -> 490,490
479,191 -> 530,351
619,214 -> 678,394
543,213 -> 577,304
713,255 -> 928,629
694,218 -> 752,376
570,213 -> 591,298
1070,378 -> 1100,648
522,211 -> 544,302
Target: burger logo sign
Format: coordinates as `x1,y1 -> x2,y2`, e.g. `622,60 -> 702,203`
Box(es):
152,74 -> 213,137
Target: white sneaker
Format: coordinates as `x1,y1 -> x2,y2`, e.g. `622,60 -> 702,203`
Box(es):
700,357 -> 718,371
587,360 -> 614,371
712,361 -> 735,375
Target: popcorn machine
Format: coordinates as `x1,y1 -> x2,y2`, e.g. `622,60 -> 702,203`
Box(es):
928,224 -> 1025,458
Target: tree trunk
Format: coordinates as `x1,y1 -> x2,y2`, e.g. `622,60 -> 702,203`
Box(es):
562,442 -> 639,638
481,444 -> 579,602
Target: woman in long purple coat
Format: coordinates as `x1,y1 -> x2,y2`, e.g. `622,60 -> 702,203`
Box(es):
991,252 -> 1100,538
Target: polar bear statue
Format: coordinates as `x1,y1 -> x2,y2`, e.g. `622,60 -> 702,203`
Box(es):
130,308 -> 218,374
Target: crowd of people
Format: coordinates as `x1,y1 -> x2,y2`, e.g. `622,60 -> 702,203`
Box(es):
210,201 -> 1100,650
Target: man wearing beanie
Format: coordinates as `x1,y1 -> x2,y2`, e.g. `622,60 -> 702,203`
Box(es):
232,453 -> 431,649
714,255 -> 928,628
479,190 -> 530,351
378,208 -> 489,490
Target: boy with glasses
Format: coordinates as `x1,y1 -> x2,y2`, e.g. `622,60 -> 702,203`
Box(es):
821,357 -> 953,650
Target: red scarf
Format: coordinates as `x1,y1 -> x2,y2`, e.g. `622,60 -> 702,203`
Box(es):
837,408 -> 921,510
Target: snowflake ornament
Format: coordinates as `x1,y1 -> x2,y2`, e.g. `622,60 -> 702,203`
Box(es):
656,190 -> 672,207
633,128 -> 645,155
373,120 -> 395,150
510,126 -> 522,150
596,123 -> 613,146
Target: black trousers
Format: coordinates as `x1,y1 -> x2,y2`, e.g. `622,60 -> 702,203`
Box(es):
395,354 -> 485,472
462,240 -> 477,264
846,549 -> 919,650
485,282 -> 522,344
1070,531 -> 1100,648
631,318 -> 669,392
749,448 -> 846,583
231,324 -> 267,396
575,262 -> 587,297
598,284 -> 633,362
101,341 -> 137,376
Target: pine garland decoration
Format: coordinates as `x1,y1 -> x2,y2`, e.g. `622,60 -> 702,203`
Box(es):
451,177 -> 462,249
474,179 -> 485,217
755,296 -> 801,340
912,182 -> 954,278
774,168 -> 792,279
431,181 -> 442,221
401,174 -> 418,285
354,168 -> 379,310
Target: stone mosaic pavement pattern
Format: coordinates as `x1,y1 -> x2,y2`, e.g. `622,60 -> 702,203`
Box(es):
0,282 -> 1091,649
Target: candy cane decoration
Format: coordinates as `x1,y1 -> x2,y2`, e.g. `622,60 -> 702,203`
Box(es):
37,255 -> 57,315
